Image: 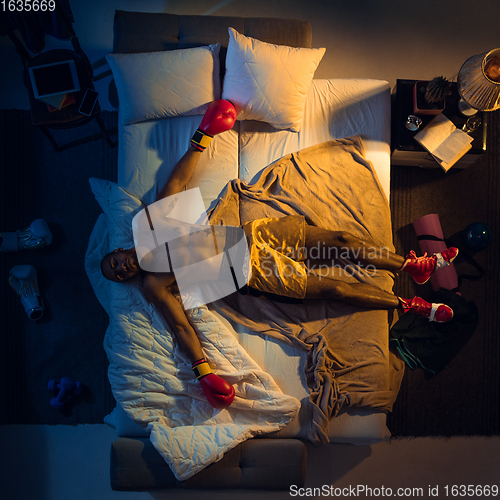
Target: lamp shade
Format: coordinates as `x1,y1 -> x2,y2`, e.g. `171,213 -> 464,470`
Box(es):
458,48 -> 500,111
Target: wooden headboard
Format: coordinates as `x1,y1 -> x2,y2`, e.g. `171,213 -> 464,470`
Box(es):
112,11 -> 312,53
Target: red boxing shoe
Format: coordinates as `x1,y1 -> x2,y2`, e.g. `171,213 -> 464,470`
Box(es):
401,247 -> 459,285
399,296 -> 454,323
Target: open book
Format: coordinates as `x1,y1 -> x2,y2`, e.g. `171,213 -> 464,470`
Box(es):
414,114 -> 473,171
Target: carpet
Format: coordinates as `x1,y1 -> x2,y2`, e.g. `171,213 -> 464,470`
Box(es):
1,108 -> 499,435
388,109 -> 500,436
0,110 -> 118,425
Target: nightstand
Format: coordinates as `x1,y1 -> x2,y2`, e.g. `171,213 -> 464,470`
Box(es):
2,2 -> 114,153
391,79 -> 487,168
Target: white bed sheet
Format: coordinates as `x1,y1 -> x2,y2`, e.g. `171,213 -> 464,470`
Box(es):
117,116 -> 240,210
116,78 -> 392,444
238,79 -> 391,200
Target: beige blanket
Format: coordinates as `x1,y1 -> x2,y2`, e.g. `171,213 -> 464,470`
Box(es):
209,137 -> 405,443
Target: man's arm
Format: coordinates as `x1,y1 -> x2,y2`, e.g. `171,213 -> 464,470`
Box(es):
143,273 -> 236,409
155,146 -> 203,201
154,99 -> 237,202
143,274 -> 204,362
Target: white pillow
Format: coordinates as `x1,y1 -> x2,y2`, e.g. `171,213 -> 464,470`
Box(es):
85,180 -> 144,314
106,44 -> 221,125
222,28 -> 325,132
89,177 -> 143,249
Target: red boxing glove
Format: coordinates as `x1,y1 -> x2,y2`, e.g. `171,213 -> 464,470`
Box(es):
192,358 -> 235,410
190,100 -> 237,151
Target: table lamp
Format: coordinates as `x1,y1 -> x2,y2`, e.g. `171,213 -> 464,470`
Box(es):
457,48 -> 500,114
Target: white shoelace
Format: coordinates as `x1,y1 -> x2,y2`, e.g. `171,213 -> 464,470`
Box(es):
428,303 -> 439,322
435,252 -> 448,269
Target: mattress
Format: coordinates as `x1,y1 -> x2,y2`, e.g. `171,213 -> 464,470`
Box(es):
118,79 -> 391,203
115,78 -> 392,443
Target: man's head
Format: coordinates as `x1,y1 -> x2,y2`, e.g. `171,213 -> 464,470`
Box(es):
101,247 -> 140,283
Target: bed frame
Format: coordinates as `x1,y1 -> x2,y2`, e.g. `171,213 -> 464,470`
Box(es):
102,10 -> 398,491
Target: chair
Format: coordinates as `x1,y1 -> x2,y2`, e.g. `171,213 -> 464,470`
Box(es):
0,0 -> 114,152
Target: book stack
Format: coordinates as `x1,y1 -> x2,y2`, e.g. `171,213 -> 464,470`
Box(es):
38,93 -> 76,112
414,114 -> 474,172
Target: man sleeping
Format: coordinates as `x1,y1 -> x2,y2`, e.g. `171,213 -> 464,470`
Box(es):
101,99 -> 458,411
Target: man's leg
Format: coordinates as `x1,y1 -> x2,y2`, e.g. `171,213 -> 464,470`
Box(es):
303,225 -> 459,284
304,274 -> 453,322
305,274 -> 400,308
304,226 -> 404,272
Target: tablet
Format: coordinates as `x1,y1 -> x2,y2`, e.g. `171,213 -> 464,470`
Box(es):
28,60 -> 80,99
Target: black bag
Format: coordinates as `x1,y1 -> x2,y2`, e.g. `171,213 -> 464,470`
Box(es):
389,288 -> 479,376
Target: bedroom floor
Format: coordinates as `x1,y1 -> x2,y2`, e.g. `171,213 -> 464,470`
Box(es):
2,424 -> 500,500
1,0 -> 499,498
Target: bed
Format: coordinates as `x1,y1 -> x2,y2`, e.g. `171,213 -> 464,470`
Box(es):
85,11 -> 405,489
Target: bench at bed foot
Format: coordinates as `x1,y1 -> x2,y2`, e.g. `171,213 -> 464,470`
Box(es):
110,437 -> 307,491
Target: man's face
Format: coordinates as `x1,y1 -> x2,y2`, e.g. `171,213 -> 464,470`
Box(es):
102,248 -> 140,282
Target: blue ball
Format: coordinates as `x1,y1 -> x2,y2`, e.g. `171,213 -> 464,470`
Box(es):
463,222 -> 492,251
